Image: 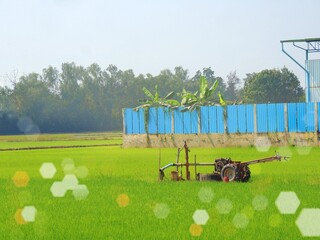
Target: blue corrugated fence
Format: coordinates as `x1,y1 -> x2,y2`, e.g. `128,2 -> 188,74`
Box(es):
124,102 -> 320,134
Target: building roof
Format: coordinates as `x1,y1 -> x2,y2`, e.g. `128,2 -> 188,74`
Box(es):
280,38 -> 320,43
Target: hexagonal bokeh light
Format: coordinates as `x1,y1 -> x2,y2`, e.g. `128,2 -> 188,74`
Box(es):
276,146 -> 293,159
192,210 -> 209,225
296,146 -> 312,156
254,136 -> 271,152
116,194 -> 130,208
14,209 -> 27,225
17,116 -> 33,133
75,166 -> 89,179
216,198 -> 233,214
275,191 -> 300,214
233,213 -> 249,229
21,206 -> 37,222
296,208 -> 320,237
61,158 -> 75,174
72,184 -> 89,201
189,224 -> 203,237
252,195 -> 269,211
50,181 -> 67,198
198,187 -> 214,203
153,203 -> 170,219
62,174 -> 79,190
39,163 -> 57,179
12,171 -> 30,187
295,135 -> 312,155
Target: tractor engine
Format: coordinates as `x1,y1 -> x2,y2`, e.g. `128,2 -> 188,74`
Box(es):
214,158 -> 251,182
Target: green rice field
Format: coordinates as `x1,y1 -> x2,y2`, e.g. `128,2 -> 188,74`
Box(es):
0,133 -> 319,239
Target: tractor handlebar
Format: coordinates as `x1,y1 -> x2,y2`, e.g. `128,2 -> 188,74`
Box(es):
240,154 -> 289,166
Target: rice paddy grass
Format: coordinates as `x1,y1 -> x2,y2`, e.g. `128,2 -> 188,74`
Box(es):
0,133 -> 319,239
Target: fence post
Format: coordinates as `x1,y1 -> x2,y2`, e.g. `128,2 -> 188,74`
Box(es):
315,103 -> 318,133
198,109 -> 201,134
253,104 -> 257,133
284,103 -> 288,132
172,109 -> 174,133
224,106 -> 228,134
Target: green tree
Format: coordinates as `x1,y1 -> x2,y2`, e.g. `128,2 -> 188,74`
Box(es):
11,73 -> 60,132
0,86 -> 13,112
0,63 -> 230,134
225,71 -> 240,102
42,66 -> 60,94
0,86 -> 18,134
242,67 -> 304,103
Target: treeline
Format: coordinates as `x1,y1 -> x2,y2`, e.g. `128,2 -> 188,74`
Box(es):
0,63 -> 304,134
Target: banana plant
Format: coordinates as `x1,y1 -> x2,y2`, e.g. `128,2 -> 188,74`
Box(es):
218,92 -> 226,106
134,85 -> 180,111
179,76 -> 223,111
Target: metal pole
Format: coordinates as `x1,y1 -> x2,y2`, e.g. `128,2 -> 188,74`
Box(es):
281,43 -> 309,73
158,149 -> 161,181
184,141 -> 190,180
306,48 -> 311,102
194,155 -> 197,180
281,42 -> 310,102
306,71 -> 311,102
176,148 -> 180,172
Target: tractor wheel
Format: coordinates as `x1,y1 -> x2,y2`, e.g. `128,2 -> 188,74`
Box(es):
215,160 -> 225,172
241,173 -> 251,182
221,165 -> 236,182
241,168 -> 251,182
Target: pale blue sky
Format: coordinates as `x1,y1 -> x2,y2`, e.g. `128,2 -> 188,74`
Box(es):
1,0 -> 319,87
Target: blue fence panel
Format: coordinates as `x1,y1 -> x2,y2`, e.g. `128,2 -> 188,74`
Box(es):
306,103 -> 315,132
125,102 -> 319,135
287,103 -> 297,132
209,106 -> 217,133
267,104 -> 277,132
200,106 -> 209,134
297,103 -> 306,132
174,108 -> 184,134
132,110 -> 140,134
124,108 -> 133,134
257,104 -> 268,133
164,109 -> 172,134
148,108 -> 157,134
191,110 -> 198,133
238,105 -> 247,133
138,109 -> 146,134
217,106 -> 225,133
227,105 -> 238,133
246,105 -> 254,133
276,104 -> 285,132
157,108 -> 165,134
183,111 -> 191,134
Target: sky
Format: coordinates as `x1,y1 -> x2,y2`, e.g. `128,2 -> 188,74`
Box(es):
1,0 -> 320,87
